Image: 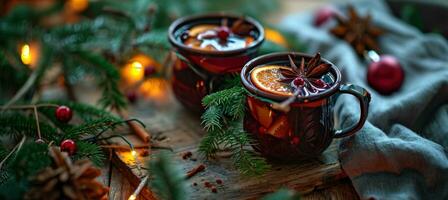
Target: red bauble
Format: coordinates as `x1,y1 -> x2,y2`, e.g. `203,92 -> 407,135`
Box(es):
55,106 -> 72,123
126,90 -> 138,103
144,66 -> 156,77
314,6 -> 337,27
217,26 -> 230,40
60,139 -> 77,155
367,55 -> 404,95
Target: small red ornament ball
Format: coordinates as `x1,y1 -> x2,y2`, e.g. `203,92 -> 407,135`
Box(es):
55,106 -> 73,123
314,6 -> 337,27
217,26 -> 230,40
144,66 -> 156,77
60,139 -> 77,155
126,90 -> 138,104
367,55 -> 404,95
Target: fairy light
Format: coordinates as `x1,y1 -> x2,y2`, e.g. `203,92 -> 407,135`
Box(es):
67,0 -> 89,12
131,149 -> 137,157
128,175 -> 149,200
122,61 -> 144,84
21,44 -> 32,65
128,195 -> 136,200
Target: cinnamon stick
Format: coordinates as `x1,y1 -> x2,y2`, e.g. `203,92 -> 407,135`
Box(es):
186,164 -> 205,179
117,110 -> 150,143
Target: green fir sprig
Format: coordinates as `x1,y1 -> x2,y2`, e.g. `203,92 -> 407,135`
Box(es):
199,84 -> 270,176
148,152 -> 188,200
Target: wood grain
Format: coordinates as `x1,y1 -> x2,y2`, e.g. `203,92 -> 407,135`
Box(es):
103,81 -> 355,200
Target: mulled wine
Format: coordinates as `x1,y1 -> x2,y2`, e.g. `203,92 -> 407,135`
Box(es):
169,14 -> 264,112
241,52 -> 371,161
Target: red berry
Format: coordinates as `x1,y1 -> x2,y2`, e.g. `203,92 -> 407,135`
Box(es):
291,137 -> 300,145
258,127 -> 267,134
217,26 -> 230,40
293,77 -> 305,87
367,55 -> 404,95
144,66 -> 156,77
313,79 -> 327,88
314,6 -> 337,27
204,182 -> 212,188
216,179 -> 223,184
211,187 -> 218,193
55,106 -> 72,123
60,139 -> 76,155
126,91 -> 138,103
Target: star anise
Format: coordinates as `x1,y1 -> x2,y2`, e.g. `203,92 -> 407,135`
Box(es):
330,6 -> 384,56
279,53 -> 331,90
272,53 -> 331,112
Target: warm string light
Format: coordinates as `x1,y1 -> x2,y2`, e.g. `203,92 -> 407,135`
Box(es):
122,61 -> 144,84
128,195 -> 136,200
128,175 -> 149,200
21,44 -> 32,65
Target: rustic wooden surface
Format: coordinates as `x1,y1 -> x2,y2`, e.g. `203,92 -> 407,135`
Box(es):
90,1 -> 360,199
97,78 -> 358,200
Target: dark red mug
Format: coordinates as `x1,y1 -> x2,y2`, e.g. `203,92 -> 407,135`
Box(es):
168,13 -> 264,112
241,52 -> 371,161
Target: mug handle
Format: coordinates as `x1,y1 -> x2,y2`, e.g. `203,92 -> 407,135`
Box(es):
333,84 -> 371,138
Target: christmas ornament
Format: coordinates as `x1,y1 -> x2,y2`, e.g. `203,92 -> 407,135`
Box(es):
330,6 -> 384,56
314,6 -> 337,27
55,105 -> 73,123
366,52 -> 404,94
264,28 -> 288,48
60,139 -> 77,155
126,90 -> 138,103
144,65 -> 156,77
24,147 -> 108,200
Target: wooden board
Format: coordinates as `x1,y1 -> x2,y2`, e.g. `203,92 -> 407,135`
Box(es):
105,81 -> 348,199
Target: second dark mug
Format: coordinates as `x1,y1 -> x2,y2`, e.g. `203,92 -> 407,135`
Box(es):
241,52 -> 371,161
168,13 -> 265,112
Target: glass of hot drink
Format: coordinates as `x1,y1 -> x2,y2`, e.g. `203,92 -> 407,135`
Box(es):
168,13 -> 264,112
241,52 -> 371,161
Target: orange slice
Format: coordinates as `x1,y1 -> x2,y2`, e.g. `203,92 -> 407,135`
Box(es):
188,25 -> 218,37
250,65 -> 294,96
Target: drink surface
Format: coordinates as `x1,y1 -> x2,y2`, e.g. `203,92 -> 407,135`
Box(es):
250,65 -> 333,97
180,23 -> 255,51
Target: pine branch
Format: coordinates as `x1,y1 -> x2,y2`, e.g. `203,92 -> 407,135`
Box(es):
133,29 -> 170,50
198,128 -> 222,158
63,118 -> 118,141
0,112 -> 59,141
200,82 -> 270,176
148,152 -> 188,200
73,141 -> 105,167
201,105 -> 223,132
7,142 -> 50,179
71,50 -> 127,110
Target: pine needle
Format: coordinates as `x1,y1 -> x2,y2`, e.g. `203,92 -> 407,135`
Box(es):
148,152 -> 188,200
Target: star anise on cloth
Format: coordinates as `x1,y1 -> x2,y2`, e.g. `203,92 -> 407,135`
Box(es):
272,53 -> 331,112
24,147 -> 109,200
330,6 -> 385,56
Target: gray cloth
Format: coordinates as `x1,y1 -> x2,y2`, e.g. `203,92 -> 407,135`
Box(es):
280,0 -> 448,199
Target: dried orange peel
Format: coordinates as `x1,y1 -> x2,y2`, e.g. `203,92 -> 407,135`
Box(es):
250,65 -> 294,96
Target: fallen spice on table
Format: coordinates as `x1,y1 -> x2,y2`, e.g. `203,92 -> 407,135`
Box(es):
181,151 -> 193,160
186,164 -> 206,179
